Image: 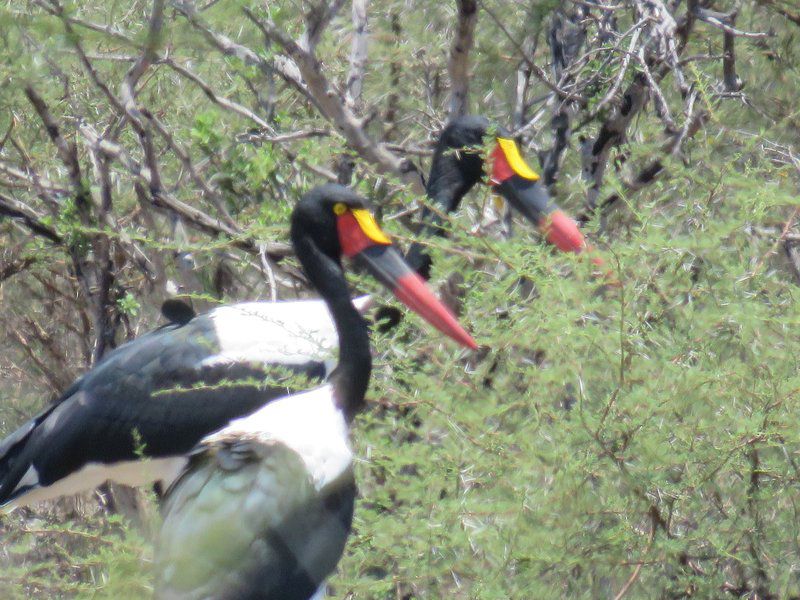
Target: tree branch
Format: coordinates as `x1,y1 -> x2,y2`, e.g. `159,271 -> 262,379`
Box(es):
345,0 -> 369,108
447,0 -> 478,118
244,8 -> 425,195
0,192 -> 62,244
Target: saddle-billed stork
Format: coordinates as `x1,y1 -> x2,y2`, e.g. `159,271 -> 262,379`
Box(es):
0,185 -> 474,510
153,186 -> 474,599
405,114 -> 591,278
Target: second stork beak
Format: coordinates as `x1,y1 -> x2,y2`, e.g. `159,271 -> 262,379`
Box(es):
338,210 -> 478,350
489,138 -> 595,258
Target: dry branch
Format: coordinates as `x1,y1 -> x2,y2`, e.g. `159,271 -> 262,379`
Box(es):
243,7 -> 426,195
346,0 -> 369,108
447,0 -> 478,118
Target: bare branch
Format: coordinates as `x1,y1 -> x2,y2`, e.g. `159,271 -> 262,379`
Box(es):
0,192 -> 62,244
300,0 -> 348,53
477,0 -> 583,102
345,0 -> 369,108
447,0 -> 478,118
120,0 -> 165,119
581,74 -> 650,211
244,8 -> 425,195
693,6 -> 773,38
175,2 -> 314,106
578,101 -> 709,224
77,124 -> 288,258
237,129 -> 331,144
34,0 -> 138,46
0,255 -> 35,283
23,86 -> 86,204
590,26 -> 643,117
539,6 -> 588,188
722,28 -> 743,92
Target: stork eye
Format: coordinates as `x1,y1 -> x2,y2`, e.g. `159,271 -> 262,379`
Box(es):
333,203 -> 348,216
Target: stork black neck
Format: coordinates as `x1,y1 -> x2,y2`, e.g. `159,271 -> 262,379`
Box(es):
291,234 -> 370,422
406,115 -> 497,279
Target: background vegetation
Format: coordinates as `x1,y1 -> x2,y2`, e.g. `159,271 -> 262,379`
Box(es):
0,0 -> 798,597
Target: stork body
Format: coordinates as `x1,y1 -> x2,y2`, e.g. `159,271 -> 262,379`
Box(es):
0,297 -> 367,509
154,186 -> 474,599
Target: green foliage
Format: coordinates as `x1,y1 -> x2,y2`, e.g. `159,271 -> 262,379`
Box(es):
0,1 -> 799,599
116,293 -> 141,318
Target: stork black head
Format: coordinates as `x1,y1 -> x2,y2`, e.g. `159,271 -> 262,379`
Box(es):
429,115 -> 576,231
291,184 -> 477,349
290,183 -> 372,265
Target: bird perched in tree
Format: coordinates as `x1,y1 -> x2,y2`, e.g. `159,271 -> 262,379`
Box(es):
153,185 -> 475,599
0,185 -> 474,512
406,114 -> 594,279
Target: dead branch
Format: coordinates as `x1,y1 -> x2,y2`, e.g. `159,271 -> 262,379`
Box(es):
0,256 -> 35,283
175,2 -> 315,107
722,24 -> 743,92
0,190 -> 63,245
243,7 -> 426,195
23,86 -> 90,218
478,0 -> 583,102
345,0 -> 369,109
693,6 -> 773,38
300,0 -> 348,53
447,0 -> 478,118
163,58 -> 272,130
581,74 -> 650,212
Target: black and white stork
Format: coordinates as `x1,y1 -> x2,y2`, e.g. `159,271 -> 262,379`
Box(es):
153,186 -> 474,599
0,185 -> 474,511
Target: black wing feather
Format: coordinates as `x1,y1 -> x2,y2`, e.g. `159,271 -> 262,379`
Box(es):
0,316 -> 326,506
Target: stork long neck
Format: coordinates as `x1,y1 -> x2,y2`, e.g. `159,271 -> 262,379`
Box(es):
406,149 -> 484,279
296,237 -> 371,421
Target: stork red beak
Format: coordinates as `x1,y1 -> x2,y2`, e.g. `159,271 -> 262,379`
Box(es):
489,138 -> 605,265
337,210 -> 478,349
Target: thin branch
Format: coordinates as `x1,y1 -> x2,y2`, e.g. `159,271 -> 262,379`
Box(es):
581,74 -> 650,211
722,27 -> 743,92
693,6 -> 773,38
175,2 -> 315,106
163,58 -> 272,130
477,0 -> 583,102
23,86 -> 87,207
244,8 -> 426,195
0,255 -> 35,283
301,0 -> 348,53
237,128 -> 332,144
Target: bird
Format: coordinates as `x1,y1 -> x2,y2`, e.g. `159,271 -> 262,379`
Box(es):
153,185 -> 475,599
405,114 -> 593,279
0,185 -> 474,512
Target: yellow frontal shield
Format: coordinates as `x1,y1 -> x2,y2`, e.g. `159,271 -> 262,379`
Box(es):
496,138 -> 540,181
351,208 -> 392,245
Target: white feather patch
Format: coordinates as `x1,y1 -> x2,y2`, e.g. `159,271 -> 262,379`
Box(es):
202,296 -> 373,368
204,384 -> 351,491
6,457 -> 187,510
